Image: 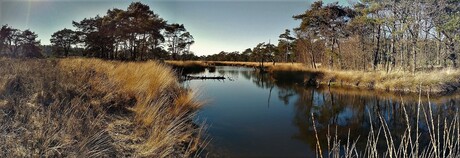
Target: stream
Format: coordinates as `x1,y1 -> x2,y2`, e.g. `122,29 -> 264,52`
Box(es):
182,66 -> 459,157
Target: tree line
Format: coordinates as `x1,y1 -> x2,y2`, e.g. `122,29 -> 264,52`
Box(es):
0,2 -> 195,61
202,29 -> 297,66
0,25 -> 42,58
64,2 -> 195,60
203,0 -> 460,72
294,0 -> 460,72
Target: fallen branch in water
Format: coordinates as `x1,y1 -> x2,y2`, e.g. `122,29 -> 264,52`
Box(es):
184,75 -> 226,80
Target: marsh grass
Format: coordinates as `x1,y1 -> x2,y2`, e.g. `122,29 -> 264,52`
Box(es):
316,68 -> 460,93
312,94 -> 460,158
164,60 -> 209,75
0,58 -> 207,157
165,60 -> 209,68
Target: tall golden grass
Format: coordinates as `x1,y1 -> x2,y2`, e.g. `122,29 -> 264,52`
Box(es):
165,60 -> 209,68
0,58 -> 206,157
315,68 -> 460,93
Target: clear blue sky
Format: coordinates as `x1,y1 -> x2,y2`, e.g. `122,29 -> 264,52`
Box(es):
0,0 -> 351,56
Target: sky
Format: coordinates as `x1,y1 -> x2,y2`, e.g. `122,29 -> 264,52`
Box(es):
0,0 -> 352,56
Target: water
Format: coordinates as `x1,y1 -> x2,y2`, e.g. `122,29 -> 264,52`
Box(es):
183,66 -> 460,157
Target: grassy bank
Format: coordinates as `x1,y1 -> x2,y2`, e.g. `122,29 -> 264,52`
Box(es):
0,58 -> 206,157
311,68 -> 460,94
166,60 -> 460,94
165,60 -> 306,71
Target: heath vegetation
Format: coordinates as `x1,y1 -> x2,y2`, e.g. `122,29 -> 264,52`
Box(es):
0,58 -> 206,157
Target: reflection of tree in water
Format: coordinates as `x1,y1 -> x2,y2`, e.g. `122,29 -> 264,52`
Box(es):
290,89 -> 363,148
239,70 -> 252,81
217,70 -> 226,76
249,71 -> 298,108
251,71 -> 275,90
291,87 -> 460,153
245,70 -> 460,153
278,88 -> 295,105
249,71 -> 301,105
226,70 -> 239,77
215,67 -> 251,80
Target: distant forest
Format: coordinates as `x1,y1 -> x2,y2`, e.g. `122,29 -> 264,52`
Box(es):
1,1 -> 459,72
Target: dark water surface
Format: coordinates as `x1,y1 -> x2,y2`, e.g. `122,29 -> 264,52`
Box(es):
183,66 -> 459,158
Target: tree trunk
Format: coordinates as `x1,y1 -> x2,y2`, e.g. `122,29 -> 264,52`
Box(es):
330,37 -> 335,69
373,25 -> 381,71
437,33 -> 441,66
412,39 -> 417,73
390,31 -> 396,72
337,38 -> 343,69
311,48 -> 317,69
449,42 -> 457,68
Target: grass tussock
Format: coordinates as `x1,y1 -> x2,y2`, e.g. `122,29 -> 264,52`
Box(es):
0,58 -> 207,157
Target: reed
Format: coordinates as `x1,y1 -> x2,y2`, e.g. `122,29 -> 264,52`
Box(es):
312,95 -> 460,158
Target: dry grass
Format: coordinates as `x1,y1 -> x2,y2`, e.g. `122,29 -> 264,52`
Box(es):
268,63 -> 310,72
0,58 -> 207,157
315,68 -> 460,93
165,60 -> 209,68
